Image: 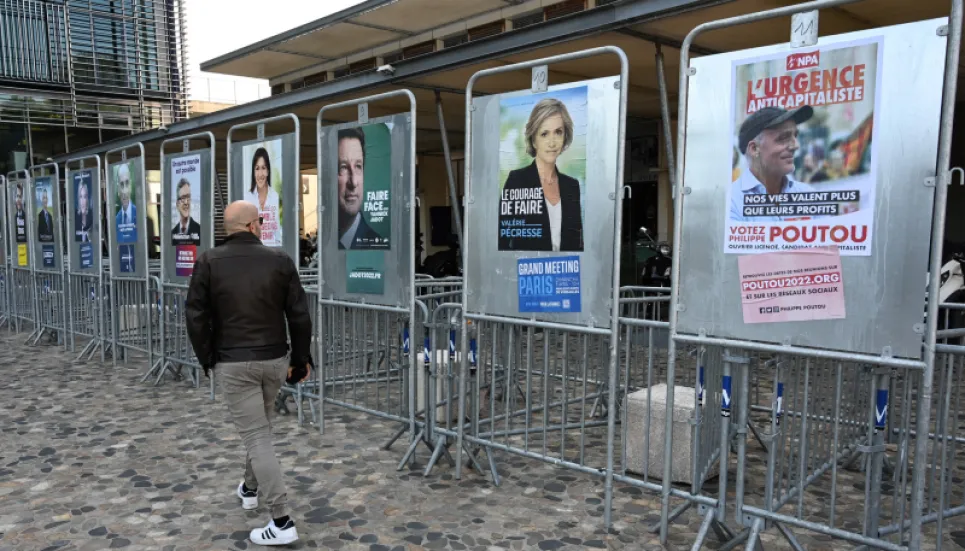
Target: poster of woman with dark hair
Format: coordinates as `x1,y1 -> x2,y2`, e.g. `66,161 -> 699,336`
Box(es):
243,140 -> 283,247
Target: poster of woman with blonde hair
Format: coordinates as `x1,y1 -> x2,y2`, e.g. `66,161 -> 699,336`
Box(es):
498,87 -> 586,252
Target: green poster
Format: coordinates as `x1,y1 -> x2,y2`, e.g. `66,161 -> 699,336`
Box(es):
346,250 -> 385,295
336,122 -> 392,250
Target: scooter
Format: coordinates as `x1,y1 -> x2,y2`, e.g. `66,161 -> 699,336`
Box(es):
639,227 -> 672,287
638,227 -> 672,321
420,236 -> 462,278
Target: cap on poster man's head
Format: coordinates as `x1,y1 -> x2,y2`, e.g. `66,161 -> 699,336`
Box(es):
738,106 -> 814,154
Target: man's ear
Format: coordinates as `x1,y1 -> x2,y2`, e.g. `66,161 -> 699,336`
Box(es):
746,142 -> 759,159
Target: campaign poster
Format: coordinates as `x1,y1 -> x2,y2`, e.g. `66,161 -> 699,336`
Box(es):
41,245 -> 55,268
13,182 -> 27,244
738,246 -> 846,323
726,37 -> 882,256
497,86 -> 587,252
242,139 -> 283,247
73,171 -> 95,243
346,250 -> 385,295
33,177 -> 55,244
119,245 -> 136,274
171,154 -> 202,277
72,170 -> 96,270
0,189 -> 4,265
112,160 -> 139,245
335,124 -> 392,250
517,256 -> 582,313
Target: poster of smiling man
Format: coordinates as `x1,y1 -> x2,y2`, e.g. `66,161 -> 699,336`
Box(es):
726,37 -> 882,256
112,160 -> 140,274
498,86 -> 587,252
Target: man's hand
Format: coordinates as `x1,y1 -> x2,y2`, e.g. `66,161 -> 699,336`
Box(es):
287,363 -> 312,384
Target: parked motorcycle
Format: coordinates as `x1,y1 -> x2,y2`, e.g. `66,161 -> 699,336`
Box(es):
420,236 -> 462,278
639,227 -> 672,287
299,231 -> 318,269
638,227 -> 672,321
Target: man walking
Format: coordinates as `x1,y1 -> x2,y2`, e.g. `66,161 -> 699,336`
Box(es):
185,200 -> 312,546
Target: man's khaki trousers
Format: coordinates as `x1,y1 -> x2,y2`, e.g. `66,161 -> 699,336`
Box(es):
217,356 -> 290,519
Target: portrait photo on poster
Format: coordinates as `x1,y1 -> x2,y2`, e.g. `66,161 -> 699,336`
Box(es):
242,139 -> 283,248
113,160 -> 139,245
498,85 -> 587,252
726,37 -> 882,256
13,182 -> 26,244
34,178 -> 55,244
335,123 -> 392,250
73,170 -> 95,244
171,154 -> 202,247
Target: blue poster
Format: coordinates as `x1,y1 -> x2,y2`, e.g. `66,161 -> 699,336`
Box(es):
42,245 -> 55,268
80,243 -> 93,269
517,255 -> 582,313
119,245 -> 136,273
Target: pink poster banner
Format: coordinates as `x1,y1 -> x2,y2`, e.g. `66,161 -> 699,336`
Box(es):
738,246 -> 846,324
175,245 -> 197,277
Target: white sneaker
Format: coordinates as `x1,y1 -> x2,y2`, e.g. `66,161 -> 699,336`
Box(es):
249,518 -> 298,546
237,482 -> 258,510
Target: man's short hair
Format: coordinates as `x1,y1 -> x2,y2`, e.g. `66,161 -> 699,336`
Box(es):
337,127 -> 366,165
177,179 -> 191,194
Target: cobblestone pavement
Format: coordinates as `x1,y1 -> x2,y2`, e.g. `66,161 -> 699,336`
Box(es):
0,331 -> 963,551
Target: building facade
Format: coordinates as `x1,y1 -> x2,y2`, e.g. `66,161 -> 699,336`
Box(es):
0,0 -> 188,175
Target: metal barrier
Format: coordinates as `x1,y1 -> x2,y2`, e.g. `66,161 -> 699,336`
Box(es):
147,132 -> 217,388
309,89 -> 419,468
104,143 -> 156,372
659,2 -> 962,551
0,174 -> 9,331
384,279 -> 465,466
274,280 -> 323,422
25,162 -> 68,349
5,171 -> 37,338
64,155 -> 107,362
455,46 -> 630,531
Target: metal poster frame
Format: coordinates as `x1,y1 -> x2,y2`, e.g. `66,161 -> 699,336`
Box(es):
456,46 -> 630,529
226,114 -> 301,263
27,161 -> 67,349
146,131 -> 216,389
6,170 -> 38,341
64,154 -> 106,361
0,174 -> 8,332
103,143 -> 153,371
661,1 -> 962,550
314,89 -> 418,441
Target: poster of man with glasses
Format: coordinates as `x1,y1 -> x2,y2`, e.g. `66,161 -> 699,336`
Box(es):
170,154 -> 203,276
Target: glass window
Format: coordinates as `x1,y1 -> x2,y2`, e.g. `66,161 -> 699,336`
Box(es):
0,123 -> 29,176
29,125 -> 68,164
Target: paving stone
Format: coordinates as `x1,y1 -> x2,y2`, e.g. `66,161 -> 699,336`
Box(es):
0,332 -> 961,551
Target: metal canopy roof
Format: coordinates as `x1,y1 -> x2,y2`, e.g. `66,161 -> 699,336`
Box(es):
202,0 -> 536,81
59,0 -> 962,168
